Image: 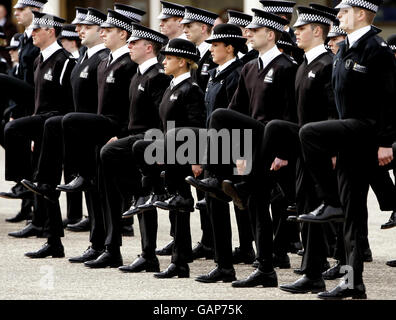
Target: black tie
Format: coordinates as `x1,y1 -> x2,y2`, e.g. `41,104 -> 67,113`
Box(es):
80,51 -> 88,64
23,32 -> 28,45
39,53 -> 44,64
258,57 -> 264,70
345,38 -> 350,51
107,53 -> 113,67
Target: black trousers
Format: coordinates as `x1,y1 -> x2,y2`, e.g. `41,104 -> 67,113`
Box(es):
300,119 -> 377,284
370,164 -> 396,211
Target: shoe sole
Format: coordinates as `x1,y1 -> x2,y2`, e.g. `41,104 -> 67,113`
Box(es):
280,287 -> 325,294
318,293 -> 367,300
119,267 -> 160,273
297,217 -> 345,223
185,178 -> 230,203
154,202 -> 194,213
195,277 -> 236,283
381,224 -> 396,230
85,263 -> 123,269
0,194 -> 20,200
21,181 -> 57,203
25,253 -> 65,259
222,182 -> 246,210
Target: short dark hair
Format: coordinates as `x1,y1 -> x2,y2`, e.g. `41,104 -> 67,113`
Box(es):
310,23 -> 330,41
150,41 -> 163,55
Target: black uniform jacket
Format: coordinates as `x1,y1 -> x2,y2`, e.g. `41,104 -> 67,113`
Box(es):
159,77 -> 205,132
17,33 -> 40,86
192,49 -> 218,92
33,48 -> 76,115
128,63 -> 171,135
96,52 -> 137,133
332,27 -> 396,147
70,48 -> 109,113
205,59 -> 243,127
228,53 -> 298,124
295,51 -> 337,127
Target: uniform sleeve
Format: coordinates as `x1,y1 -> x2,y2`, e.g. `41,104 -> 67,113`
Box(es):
321,62 -> 338,120
150,73 -> 171,113
61,58 -> 77,113
277,63 -> 297,123
185,85 -> 206,128
228,65 -> 250,115
224,69 -> 241,106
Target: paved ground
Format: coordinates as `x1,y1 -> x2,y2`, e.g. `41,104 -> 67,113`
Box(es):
0,148 -> 396,301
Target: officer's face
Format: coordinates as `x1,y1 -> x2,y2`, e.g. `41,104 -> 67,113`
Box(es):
74,24 -> 83,39
159,17 -> 182,38
248,27 -> 271,51
9,49 -> 19,63
337,7 -> 355,33
81,25 -> 101,47
162,55 -> 182,76
128,39 -> 149,64
328,35 -> 346,54
61,39 -> 77,53
32,27 -> 53,48
295,24 -> 314,51
210,41 -> 233,65
183,22 -> 203,44
14,7 -> 33,27
100,27 -> 123,51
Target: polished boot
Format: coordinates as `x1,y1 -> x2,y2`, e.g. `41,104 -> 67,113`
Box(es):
318,281 -> 367,299
67,217 -> 90,232
185,176 -> 230,202
155,240 -> 174,256
84,250 -> 123,268
121,224 -> 134,237
195,266 -> 236,283
154,263 -> 190,278
381,211 -> 396,229
62,217 -> 81,228
69,246 -> 104,263
297,203 -> 344,223
222,180 -> 246,210
279,275 -> 326,294
122,195 -> 149,218
118,255 -> 160,273
232,269 -> 278,288
25,243 -> 65,258
154,194 -> 194,212
5,210 -> 33,223
56,176 -> 93,193
273,254 -> 291,269
138,192 -> 168,212
232,247 -> 255,264
322,261 -> 345,280
386,260 -> 396,267
192,242 -> 214,260
8,223 -> 43,238
195,198 -> 207,211
0,182 -> 31,200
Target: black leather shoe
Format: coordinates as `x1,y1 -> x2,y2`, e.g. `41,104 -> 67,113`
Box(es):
25,243 -> 64,258
192,242 -> 214,260
56,176 -> 93,193
195,198 -> 207,211
232,269 -> 278,288
8,223 -> 43,238
288,241 -> 303,254
154,263 -> 189,278
232,247 -> 255,264
69,246 -> 104,263
62,218 -> 81,228
67,217 -> 90,232
20,179 -> 58,202
297,203 -> 344,223
381,211 -> 396,229
84,250 -> 123,268
297,249 -> 304,256
322,261 -> 345,280
279,275 -> 325,294
286,215 -> 298,222
273,254 -> 291,269
287,204 -> 297,213
154,194 -> 194,212
155,240 -> 174,256
222,180 -> 246,210
363,247 -> 373,262
122,196 -> 149,218
138,193 -> 168,212
185,176 -> 231,202
5,210 -> 33,223
294,260 -> 330,275
386,259 -> 396,267
0,182 -> 31,200
121,225 -> 134,237
195,266 -> 236,283
252,259 -> 259,268
118,255 -> 160,273
318,281 -> 367,299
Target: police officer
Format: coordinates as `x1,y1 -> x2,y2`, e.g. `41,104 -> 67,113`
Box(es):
296,0 -> 396,299
70,7 -> 88,63
59,24 -> 81,59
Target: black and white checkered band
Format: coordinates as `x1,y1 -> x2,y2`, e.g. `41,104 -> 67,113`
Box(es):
277,40 -> 292,46
163,45 -> 195,56
75,12 -> 87,21
329,25 -> 347,36
131,29 -> 165,43
252,16 -> 285,32
261,6 -> 294,14
390,45 -> 396,51
210,33 -> 244,40
105,16 -> 133,33
61,30 -> 79,38
16,0 -> 46,8
33,17 -> 63,28
162,7 -> 184,17
85,12 -> 105,25
339,0 -> 379,12
10,38 -> 20,47
184,12 -> 216,25
115,9 -> 142,22
228,16 -> 251,27
296,13 -> 332,25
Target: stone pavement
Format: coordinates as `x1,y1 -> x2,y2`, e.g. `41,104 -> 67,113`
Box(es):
0,148 -> 396,300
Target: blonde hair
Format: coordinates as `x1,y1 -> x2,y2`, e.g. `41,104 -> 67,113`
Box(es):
177,56 -> 198,70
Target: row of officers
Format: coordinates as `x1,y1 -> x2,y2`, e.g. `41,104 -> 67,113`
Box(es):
1,0 -> 396,300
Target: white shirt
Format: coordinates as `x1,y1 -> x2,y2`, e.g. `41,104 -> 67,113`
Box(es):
86,43 -> 106,59
41,41 -> 62,62
0,18 -> 6,27
259,45 -> 282,70
25,27 -> 33,39
71,50 -> 80,59
216,57 -> 237,75
138,57 -> 158,75
170,72 -> 190,88
197,41 -> 211,59
109,45 -> 129,65
347,25 -> 371,49
305,44 -> 327,65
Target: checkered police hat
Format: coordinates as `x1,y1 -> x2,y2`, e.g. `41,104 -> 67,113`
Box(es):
158,1 -> 185,20
14,0 -> 47,9
59,24 -> 80,40
160,38 -> 200,62
114,3 -> 146,23
328,19 -> 347,38
206,23 -> 245,42
387,34 -> 396,53
293,6 -> 334,28
180,6 -> 218,26
246,8 -> 289,32
310,3 -> 339,19
101,9 -> 133,33
259,0 -> 296,15
80,8 -> 107,26
31,11 -> 65,30
227,10 -> 252,27
127,24 -> 168,44
71,7 -> 88,25
335,0 -> 382,13
6,33 -> 22,50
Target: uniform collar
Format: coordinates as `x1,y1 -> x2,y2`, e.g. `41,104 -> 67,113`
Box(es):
259,45 -> 282,70
109,45 -> 129,65
198,41 -> 211,59
41,41 -> 62,62
87,43 -> 106,59
138,57 -> 158,75
171,71 -> 190,88
217,57 -> 237,74
71,50 -> 80,59
347,25 -> 371,49
25,27 -> 33,39
305,44 -> 327,65
0,18 -> 6,27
